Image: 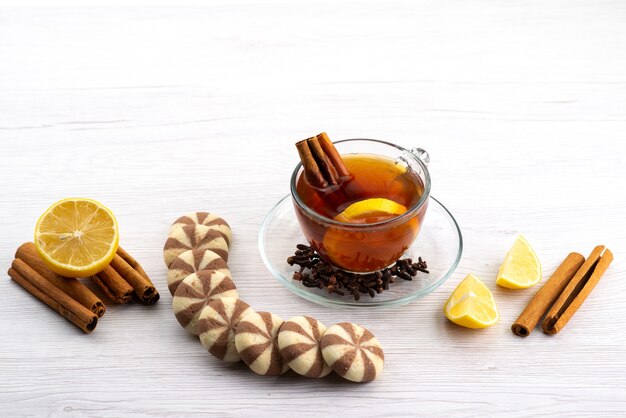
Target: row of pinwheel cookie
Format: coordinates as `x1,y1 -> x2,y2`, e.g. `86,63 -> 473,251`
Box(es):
163,212 -> 385,383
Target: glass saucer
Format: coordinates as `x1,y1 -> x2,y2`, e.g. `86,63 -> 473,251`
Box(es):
259,195 -> 463,308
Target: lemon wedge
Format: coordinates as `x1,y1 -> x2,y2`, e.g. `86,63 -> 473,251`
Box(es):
34,198 -> 119,278
444,274 -> 499,329
334,198 -> 407,224
496,235 -> 542,289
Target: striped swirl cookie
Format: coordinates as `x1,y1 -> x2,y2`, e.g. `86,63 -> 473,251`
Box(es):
172,270 -> 238,335
277,316 -> 332,378
235,311 -> 289,376
198,297 -> 255,362
320,322 -> 384,383
167,249 -> 231,295
163,224 -> 229,267
170,212 -> 232,246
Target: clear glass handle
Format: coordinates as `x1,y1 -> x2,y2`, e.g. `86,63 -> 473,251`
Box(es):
410,147 -> 430,166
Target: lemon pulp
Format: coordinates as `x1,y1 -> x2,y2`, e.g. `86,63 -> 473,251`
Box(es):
496,235 -> 542,289
444,274 -> 499,329
334,198 -> 407,224
35,198 -> 119,278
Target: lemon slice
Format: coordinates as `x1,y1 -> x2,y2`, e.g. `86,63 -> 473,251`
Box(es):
334,198 -> 407,224
444,274 -> 499,329
34,198 -> 119,278
496,235 -> 542,289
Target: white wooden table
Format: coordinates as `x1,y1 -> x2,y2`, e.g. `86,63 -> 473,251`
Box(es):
1,2 -> 625,417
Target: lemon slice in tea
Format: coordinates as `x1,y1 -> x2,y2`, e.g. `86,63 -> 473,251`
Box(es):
334,198 -> 407,224
34,198 -> 119,278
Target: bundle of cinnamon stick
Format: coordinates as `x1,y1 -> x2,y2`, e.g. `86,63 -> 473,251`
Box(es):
8,242 -> 159,334
512,245 -> 613,337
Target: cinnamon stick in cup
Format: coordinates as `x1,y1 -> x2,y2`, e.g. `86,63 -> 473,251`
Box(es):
316,132 -> 351,179
542,245 -> 613,335
9,258 -> 98,333
296,139 -> 328,189
295,132 -> 354,190
307,135 -> 340,186
511,252 -> 584,337
15,242 -> 105,317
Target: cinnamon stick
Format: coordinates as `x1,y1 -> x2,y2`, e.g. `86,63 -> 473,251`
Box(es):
9,258 -> 97,333
307,135 -> 340,186
295,132 -> 354,193
511,252 -> 584,337
296,139 -> 328,189
116,247 -> 160,304
15,242 -> 105,317
110,254 -> 158,305
317,132 -> 351,179
542,245 -> 613,335
93,265 -> 134,304
117,247 -> 152,284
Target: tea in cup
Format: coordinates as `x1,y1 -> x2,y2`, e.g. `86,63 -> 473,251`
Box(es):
291,138 -> 430,272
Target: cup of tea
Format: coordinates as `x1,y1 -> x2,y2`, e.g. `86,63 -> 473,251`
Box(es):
290,138 -> 431,273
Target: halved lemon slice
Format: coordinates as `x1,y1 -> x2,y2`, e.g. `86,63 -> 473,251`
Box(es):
496,235 -> 542,289
444,274 -> 499,329
334,198 -> 407,224
34,198 -> 119,278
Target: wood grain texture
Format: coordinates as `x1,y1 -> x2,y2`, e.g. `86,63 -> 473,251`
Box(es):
1,1 -> 625,417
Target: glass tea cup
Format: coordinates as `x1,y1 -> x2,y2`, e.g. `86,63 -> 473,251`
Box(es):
290,139 -> 431,273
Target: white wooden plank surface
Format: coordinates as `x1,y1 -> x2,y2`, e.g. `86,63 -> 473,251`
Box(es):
1,2 -> 625,417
